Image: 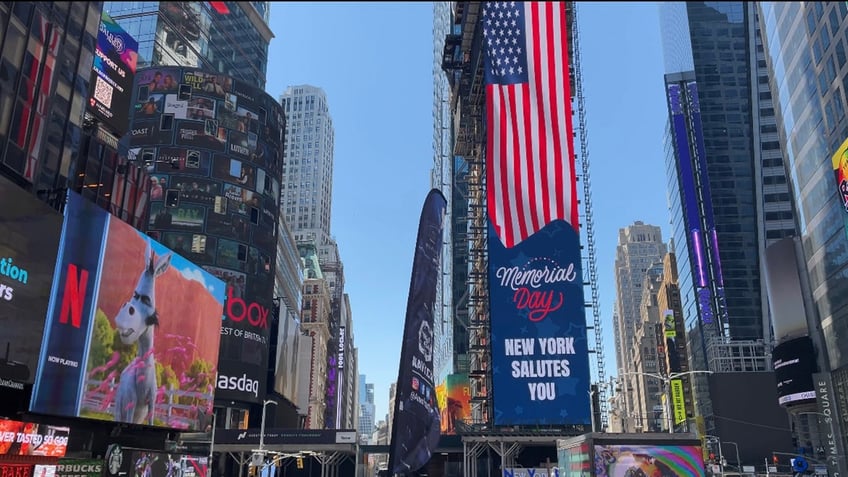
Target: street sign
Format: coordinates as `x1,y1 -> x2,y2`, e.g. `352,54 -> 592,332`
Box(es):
251,452 -> 265,467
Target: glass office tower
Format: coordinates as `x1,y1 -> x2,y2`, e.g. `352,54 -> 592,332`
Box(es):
102,1 -> 272,90
0,2 -> 103,206
659,3 -> 796,460
760,2 -> 848,473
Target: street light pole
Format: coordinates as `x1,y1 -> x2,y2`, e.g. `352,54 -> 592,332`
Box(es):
588,390 -> 597,433
723,441 -> 741,471
259,400 -> 278,452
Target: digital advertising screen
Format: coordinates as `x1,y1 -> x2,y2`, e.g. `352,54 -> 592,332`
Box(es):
0,418 -> 70,457
593,444 -> 705,477
437,373 -> 471,435
31,192 -> 225,431
0,175 -> 63,389
129,66 -> 285,404
488,220 -> 592,426
831,137 -> 848,216
89,11 -> 139,135
773,336 -> 817,406
103,447 -> 208,477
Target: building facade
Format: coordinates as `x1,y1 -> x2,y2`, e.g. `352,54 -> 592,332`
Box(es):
630,262 -> 666,433
655,252 -> 697,434
358,375 -> 376,443
659,0 -> 790,421
612,221 -> 667,429
299,242 -> 331,429
280,85 -> 356,429
126,65 -> 286,429
271,213 -> 304,425
0,2 -> 104,208
432,0 -> 455,396
102,1 -> 272,90
279,85 -> 335,248
659,2 -> 796,463
759,2 -> 848,473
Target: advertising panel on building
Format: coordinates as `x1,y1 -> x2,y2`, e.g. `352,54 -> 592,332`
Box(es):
102,446 -> 208,477
0,176 -> 63,391
487,219 -> 592,426
592,445 -> 705,477
55,459 -> 102,477
663,309 -> 685,374
832,137 -> 848,216
436,373 -> 471,434
482,1 -> 590,427
773,336 -> 817,406
128,66 -> 285,404
89,11 -> 139,135
669,378 -> 686,425
30,192 -> 225,431
0,418 -> 70,457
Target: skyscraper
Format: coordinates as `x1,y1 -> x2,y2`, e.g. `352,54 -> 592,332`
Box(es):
280,85 -> 335,248
659,2 -> 794,461
280,84 -> 354,429
660,1 -> 794,355
612,221 -> 667,430
759,2 -> 848,473
102,1 -> 272,89
358,374 -> 376,443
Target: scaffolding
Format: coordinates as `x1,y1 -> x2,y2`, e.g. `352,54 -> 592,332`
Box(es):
442,0 -> 607,434
569,2 -> 608,431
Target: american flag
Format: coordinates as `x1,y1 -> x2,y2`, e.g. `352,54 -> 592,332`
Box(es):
483,1 -> 578,248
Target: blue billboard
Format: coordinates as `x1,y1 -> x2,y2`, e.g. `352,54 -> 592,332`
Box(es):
488,219 -> 591,426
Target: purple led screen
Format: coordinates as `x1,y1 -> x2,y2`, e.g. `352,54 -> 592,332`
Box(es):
686,81 -> 729,324
667,83 -> 714,325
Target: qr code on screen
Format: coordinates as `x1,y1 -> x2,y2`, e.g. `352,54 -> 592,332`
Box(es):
93,75 -> 113,108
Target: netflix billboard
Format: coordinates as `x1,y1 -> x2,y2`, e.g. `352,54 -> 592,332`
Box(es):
30,191 -> 225,431
0,175 -> 63,389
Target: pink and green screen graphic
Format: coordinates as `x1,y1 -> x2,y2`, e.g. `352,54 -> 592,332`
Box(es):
594,445 -> 705,477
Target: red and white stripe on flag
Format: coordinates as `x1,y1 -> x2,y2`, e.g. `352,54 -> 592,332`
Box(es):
484,1 -> 578,249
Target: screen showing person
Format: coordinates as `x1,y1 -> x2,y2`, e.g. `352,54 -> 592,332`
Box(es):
139,96 -> 162,115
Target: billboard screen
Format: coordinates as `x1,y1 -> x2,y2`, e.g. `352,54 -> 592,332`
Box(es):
31,191 -> 225,431
669,379 -> 686,425
0,418 -> 69,457
488,220 -> 592,426
773,336 -> 817,406
437,373 -> 471,434
831,137 -> 848,215
103,447 -> 207,477
89,11 -> 139,135
129,66 -> 284,404
0,176 -> 63,389
593,445 -> 705,477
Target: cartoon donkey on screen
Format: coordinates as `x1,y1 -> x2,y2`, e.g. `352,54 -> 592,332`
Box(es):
113,243 -> 171,426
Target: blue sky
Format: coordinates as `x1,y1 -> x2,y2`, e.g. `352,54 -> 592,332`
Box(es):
266,2 -> 672,421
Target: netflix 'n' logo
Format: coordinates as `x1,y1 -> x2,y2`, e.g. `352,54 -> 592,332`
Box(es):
59,264 -> 89,329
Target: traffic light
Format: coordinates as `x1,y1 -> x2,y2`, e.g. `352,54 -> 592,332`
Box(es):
773,454 -> 779,465
297,458 -> 304,470
709,453 -> 715,462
